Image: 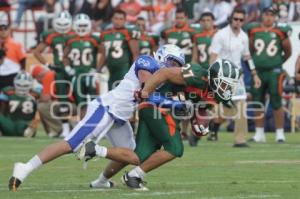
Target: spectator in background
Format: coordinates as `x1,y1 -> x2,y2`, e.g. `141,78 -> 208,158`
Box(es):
119,0 -> 142,24
92,0 -> 113,31
193,0 -> 215,22
236,0 -> 259,24
14,0 -> 44,27
149,0 -> 175,34
213,0 -> 233,28
272,0 -> 290,22
0,21 -> 26,90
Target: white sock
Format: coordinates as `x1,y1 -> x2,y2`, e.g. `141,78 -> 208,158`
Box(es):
98,172 -> 108,184
26,155 -> 42,172
62,123 -> 70,134
254,127 -> 265,139
95,145 -> 107,157
128,166 -> 146,179
276,128 -> 285,140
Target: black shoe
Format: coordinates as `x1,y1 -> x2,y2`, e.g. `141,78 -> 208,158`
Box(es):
277,139 -> 285,143
8,177 -> 21,192
77,140 -> 96,161
188,134 -> 200,147
122,172 -> 148,191
247,138 -> 255,142
233,143 -> 250,148
207,131 -> 218,141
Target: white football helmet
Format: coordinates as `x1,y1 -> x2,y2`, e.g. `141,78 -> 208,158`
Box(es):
73,13 -> 92,37
53,11 -> 72,34
154,44 -> 185,67
14,71 -> 33,96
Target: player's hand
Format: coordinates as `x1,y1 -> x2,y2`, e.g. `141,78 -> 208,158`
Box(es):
134,89 -> 146,102
191,122 -> 209,137
23,127 -> 36,138
65,65 -> 75,76
253,74 -> 261,88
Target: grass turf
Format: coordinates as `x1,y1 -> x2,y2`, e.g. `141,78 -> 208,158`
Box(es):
1,132 -> 300,199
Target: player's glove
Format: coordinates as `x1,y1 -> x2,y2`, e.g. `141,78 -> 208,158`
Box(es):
65,65 -> 75,76
23,126 -> 36,138
190,108 -> 210,137
191,120 -> 209,137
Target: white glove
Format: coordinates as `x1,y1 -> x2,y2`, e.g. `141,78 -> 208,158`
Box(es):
65,65 -> 75,76
24,127 -> 36,138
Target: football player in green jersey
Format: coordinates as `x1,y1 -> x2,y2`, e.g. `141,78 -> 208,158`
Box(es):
136,17 -> 158,55
161,8 -> 199,64
246,7 -> 292,143
192,12 -> 217,69
63,14 -> 101,117
0,72 -> 38,137
33,11 -> 74,136
98,9 -> 140,90
161,8 -> 200,142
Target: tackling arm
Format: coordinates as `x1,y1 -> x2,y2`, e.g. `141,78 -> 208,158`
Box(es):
141,67 -> 186,98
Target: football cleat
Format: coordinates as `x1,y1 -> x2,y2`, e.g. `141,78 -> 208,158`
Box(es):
90,179 -> 115,189
8,177 -> 21,192
9,162 -> 30,191
122,172 -> 148,191
188,134 -> 200,147
77,140 -> 96,162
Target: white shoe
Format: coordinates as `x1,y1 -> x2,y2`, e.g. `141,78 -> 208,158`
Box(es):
90,178 -> 115,189
12,162 -> 31,182
276,132 -> 285,143
252,135 -> 266,143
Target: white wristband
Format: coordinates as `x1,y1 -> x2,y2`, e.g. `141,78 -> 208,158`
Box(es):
248,59 -> 256,70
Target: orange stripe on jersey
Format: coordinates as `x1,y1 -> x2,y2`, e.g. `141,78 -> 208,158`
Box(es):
5,90 -> 15,96
140,34 -> 156,48
66,35 -> 98,47
139,102 -> 176,136
250,26 -> 286,40
45,32 -> 61,45
164,23 -> 195,38
101,28 -> 131,41
193,29 -> 217,42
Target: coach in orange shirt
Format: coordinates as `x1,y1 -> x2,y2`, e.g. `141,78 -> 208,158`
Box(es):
0,21 -> 26,90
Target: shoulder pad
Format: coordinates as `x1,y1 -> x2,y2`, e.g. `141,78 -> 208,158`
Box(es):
134,55 -> 160,76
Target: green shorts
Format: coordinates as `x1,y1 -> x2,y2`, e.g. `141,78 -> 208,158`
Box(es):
134,104 -> 184,162
72,74 -> 99,106
0,115 -> 28,136
251,68 -> 285,110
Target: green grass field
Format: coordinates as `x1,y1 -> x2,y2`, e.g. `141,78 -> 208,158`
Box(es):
1,132 -> 300,199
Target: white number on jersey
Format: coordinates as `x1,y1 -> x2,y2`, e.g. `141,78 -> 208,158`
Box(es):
104,41 -> 124,59
9,100 -> 34,114
254,39 -> 278,57
54,43 -> 64,61
168,38 -> 192,55
68,48 -> 93,66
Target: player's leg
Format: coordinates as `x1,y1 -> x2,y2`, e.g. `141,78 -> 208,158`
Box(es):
123,107 -> 183,190
8,99 -> 114,191
269,71 -> 286,142
250,71 -> 267,142
233,100 -> 249,147
90,121 -> 136,188
0,115 -> 26,136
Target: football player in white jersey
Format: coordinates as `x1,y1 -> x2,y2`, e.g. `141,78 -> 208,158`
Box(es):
8,44 -> 185,191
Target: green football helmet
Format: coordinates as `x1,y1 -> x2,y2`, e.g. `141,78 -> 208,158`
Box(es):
14,71 -> 33,96
208,59 -> 240,101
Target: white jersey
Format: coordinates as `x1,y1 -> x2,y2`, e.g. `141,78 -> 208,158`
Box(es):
100,55 -> 160,120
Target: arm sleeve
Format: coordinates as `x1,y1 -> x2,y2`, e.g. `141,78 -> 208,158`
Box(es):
210,32 -> 222,55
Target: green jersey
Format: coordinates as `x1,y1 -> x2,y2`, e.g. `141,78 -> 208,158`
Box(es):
192,29 -> 217,69
100,26 -> 140,67
41,30 -> 76,67
66,33 -> 101,74
246,22 -> 292,70
0,87 -> 38,122
161,24 -> 199,63
139,32 -> 158,56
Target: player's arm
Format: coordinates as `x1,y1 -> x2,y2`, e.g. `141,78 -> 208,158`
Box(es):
97,43 -> 106,72
282,37 -> 292,62
33,42 -> 48,65
129,39 -> 140,60
209,31 -> 222,65
0,92 -> 9,114
192,44 -> 199,64
141,67 -> 186,98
